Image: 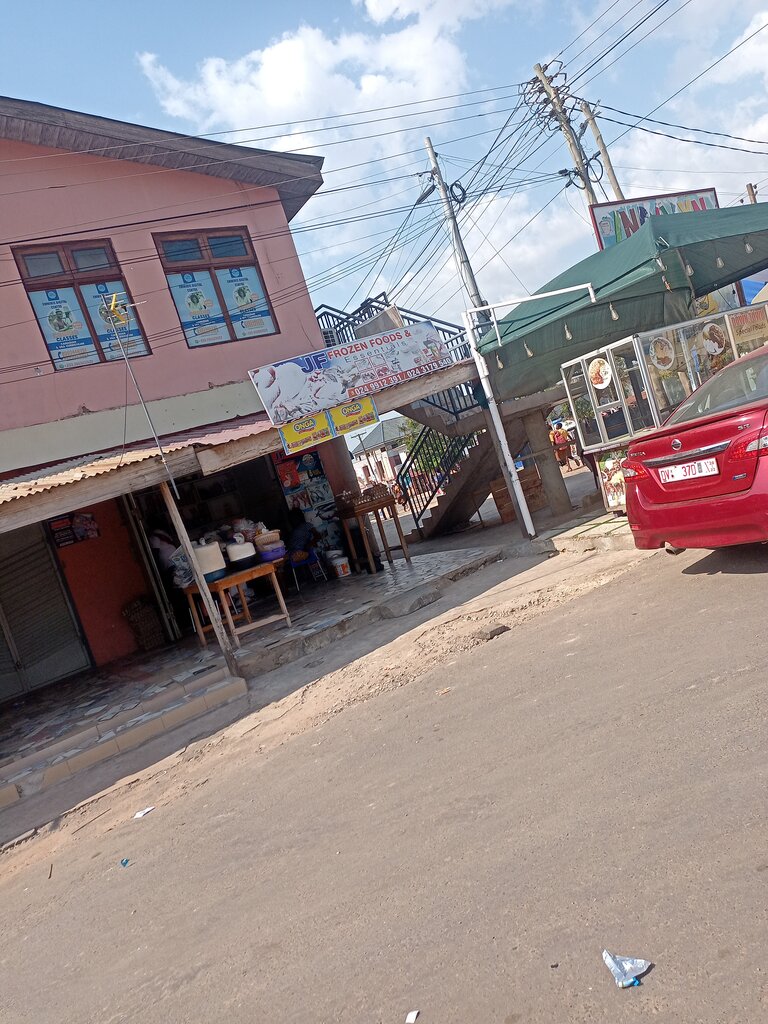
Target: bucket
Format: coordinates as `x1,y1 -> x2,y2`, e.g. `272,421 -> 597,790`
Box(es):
330,555 -> 351,579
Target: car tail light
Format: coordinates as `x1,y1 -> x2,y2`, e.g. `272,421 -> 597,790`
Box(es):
731,427 -> 768,460
621,458 -> 648,480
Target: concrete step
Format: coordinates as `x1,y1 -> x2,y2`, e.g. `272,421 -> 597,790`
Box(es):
531,514 -> 636,554
0,673 -> 248,807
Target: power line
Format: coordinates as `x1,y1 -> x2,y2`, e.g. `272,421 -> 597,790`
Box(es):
568,0 -> 672,84
0,83 -> 526,173
430,185 -> 569,316
0,121 -> 524,249
598,114 -> 768,157
0,102 -> 528,200
600,18 -> 768,149
600,104 -> 768,148
563,0 -> 647,69
553,0 -> 632,61
574,0 -> 698,89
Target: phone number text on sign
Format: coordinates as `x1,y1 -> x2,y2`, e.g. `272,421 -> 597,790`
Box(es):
250,322 -> 453,425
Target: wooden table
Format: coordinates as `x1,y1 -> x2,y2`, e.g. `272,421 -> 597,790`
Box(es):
337,494 -> 412,575
183,561 -> 291,648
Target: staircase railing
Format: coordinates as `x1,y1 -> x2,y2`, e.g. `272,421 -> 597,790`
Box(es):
396,425 -> 480,535
418,379 -> 482,419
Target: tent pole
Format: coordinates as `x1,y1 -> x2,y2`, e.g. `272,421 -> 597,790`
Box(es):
159,481 -> 239,678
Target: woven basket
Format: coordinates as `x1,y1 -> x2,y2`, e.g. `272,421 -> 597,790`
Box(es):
255,530 -> 282,548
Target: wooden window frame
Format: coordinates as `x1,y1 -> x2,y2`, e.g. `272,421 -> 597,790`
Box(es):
153,227 -> 279,348
12,239 -> 150,370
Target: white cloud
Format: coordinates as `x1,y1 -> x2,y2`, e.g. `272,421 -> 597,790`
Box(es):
138,0 -> 529,322
137,2 -> 768,326
357,0 -> 518,27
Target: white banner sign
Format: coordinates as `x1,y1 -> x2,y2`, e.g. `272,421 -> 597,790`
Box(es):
250,321 -> 451,425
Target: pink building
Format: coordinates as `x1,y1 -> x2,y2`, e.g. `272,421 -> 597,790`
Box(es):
0,97 -> 360,700
0,96 -> 326,472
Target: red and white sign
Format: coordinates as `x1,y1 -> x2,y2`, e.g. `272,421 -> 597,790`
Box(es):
250,322 -> 451,425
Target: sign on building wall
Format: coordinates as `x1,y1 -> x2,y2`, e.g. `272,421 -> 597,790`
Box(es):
28,287 -> 101,368
166,270 -> 230,347
278,397 -> 380,456
215,266 -> 275,338
251,322 -> 450,425
80,280 -> 148,359
589,188 -> 719,250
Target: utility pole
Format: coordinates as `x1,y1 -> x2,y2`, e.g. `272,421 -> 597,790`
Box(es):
747,183 -> 758,204
532,64 -> 598,206
424,137 -> 489,323
580,100 -> 625,202
423,136 -> 536,539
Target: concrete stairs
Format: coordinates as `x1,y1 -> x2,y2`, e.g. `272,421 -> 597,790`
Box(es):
405,420 -> 528,541
0,668 -> 248,808
397,397 -> 485,438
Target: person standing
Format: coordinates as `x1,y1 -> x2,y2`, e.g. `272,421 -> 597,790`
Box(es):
549,421 -> 571,471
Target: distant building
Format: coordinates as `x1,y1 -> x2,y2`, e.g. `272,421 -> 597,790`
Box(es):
350,416 -> 409,486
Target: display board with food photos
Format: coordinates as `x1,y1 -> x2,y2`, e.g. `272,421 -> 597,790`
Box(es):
560,300 -> 768,511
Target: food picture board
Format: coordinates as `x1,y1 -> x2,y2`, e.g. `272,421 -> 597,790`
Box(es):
596,450 -> 628,512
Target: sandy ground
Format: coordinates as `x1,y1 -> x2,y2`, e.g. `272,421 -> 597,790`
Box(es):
3,542 -> 767,1023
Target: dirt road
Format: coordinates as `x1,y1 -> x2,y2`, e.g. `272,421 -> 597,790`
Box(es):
2,544 -> 767,1022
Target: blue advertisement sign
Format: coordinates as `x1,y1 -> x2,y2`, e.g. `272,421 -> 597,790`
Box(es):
80,280 -> 149,360
215,265 -> 276,339
28,287 -> 100,369
166,270 -> 229,347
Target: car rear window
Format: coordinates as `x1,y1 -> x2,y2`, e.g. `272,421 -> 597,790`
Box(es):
666,350 -> 768,425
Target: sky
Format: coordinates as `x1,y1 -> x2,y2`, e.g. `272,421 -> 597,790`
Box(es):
6,0 -> 768,326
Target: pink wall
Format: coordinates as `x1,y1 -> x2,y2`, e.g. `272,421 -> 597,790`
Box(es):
0,138 -> 325,432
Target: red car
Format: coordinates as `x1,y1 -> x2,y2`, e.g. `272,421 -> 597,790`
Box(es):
624,347 -> 768,552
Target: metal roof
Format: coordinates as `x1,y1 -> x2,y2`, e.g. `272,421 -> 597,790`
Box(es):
0,414 -> 275,507
350,415 -> 407,454
0,96 -> 324,221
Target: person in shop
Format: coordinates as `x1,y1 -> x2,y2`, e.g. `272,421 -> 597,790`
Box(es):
147,519 -> 192,633
286,508 -> 320,564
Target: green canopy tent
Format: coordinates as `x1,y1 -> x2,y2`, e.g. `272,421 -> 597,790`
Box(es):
482,203 -> 768,400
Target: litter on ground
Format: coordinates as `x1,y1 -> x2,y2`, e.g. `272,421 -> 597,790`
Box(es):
602,949 -> 652,988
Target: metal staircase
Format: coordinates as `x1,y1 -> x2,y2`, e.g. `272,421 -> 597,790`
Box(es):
395,420 -> 529,539
315,294 -> 524,539
315,294 -> 483,431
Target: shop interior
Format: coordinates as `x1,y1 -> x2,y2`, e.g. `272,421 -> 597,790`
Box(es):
133,447 -> 381,644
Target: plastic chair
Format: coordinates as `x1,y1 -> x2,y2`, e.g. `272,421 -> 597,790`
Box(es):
289,548 -> 327,592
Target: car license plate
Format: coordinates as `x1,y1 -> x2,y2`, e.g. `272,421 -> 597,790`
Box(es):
658,458 -> 719,483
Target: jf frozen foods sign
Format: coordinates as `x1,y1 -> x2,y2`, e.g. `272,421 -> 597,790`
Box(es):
251,322 -> 450,426
590,188 -> 719,250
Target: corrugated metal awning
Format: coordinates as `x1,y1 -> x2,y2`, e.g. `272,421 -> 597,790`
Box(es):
0,414 -> 278,534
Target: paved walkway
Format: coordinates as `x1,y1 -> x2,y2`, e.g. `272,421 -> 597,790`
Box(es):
0,546 -> 500,805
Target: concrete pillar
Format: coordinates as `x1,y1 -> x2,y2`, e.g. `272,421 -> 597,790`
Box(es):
521,409 -> 572,517
319,436 -> 360,493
